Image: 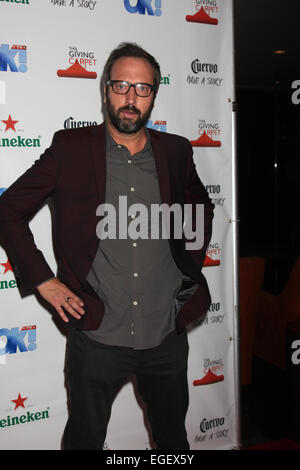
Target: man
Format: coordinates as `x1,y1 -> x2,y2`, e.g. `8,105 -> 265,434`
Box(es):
0,43 -> 214,450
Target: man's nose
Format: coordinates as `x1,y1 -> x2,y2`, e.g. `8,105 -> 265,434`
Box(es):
125,85 -> 137,104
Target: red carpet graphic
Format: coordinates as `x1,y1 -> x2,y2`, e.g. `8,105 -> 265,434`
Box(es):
203,255 -> 220,267
193,368 -> 224,386
186,7 -> 218,25
57,59 -> 97,79
190,131 -> 221,147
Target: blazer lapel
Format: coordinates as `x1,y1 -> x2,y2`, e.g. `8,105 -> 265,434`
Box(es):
149,130 -> 171,206
90,123 -> 106,205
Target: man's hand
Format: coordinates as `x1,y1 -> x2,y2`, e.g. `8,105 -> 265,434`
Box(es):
37,278 -> 85,323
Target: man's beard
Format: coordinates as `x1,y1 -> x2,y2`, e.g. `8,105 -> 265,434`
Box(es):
106,94 -> 154,134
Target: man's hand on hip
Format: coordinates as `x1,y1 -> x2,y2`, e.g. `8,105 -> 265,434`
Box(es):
37,278 -> 85,323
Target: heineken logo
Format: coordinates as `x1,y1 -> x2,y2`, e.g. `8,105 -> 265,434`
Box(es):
0,259 -> 18,290
0,0 -> 30,5
0,135 -> 41,148
0,394 -> 50,429
0,114 -> 41,148
0,260 -> 13,275
160,74 -> 170,85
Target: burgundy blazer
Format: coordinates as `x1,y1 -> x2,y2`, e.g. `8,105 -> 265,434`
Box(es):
0,123 -> 214,331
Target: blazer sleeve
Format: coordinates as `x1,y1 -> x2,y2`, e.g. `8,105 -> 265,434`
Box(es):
184,140 -> 215,268
0,131 -> 62,295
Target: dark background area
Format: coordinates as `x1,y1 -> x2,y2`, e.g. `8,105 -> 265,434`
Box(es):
234,0 -> 300,293
234,0 -> 300,446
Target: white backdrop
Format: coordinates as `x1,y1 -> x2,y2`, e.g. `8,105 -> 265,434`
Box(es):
0,0 -> 238,450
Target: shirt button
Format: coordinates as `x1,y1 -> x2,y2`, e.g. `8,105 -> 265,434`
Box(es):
133,300 -> 138,306
117,144 -> 122,149
130,214 -> 135,219
133,273 -> 138,277
130,187 -> 135,192
128,159 -> 132,164
132,242 -> 137,247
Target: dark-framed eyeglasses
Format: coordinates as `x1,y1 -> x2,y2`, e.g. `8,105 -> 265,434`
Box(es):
106,80 -> 155,97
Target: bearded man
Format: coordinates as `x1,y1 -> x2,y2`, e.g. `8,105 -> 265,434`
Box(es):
0,42 -> 214,450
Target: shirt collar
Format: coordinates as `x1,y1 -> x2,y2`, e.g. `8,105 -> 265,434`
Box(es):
105,122 -> 151,155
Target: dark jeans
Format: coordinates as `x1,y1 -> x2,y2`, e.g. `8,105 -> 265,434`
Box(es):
63,328 -> 190,450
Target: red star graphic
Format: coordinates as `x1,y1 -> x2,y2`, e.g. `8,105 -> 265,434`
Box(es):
11,393 -> 28,410
1,260 -> 13,274
2,114 -> 18,132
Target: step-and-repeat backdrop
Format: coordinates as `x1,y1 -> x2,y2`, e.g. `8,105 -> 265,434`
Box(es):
0,0 -> 238,450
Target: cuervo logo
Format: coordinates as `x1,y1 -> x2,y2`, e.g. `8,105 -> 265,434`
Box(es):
191,59 -> 218,74
205,185 -> 221,194
200,417 -> 225,433
64,116 -> 97,129
208,302 -> 221,312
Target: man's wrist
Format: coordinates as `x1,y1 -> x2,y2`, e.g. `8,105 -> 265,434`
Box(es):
36,276 -> 56,289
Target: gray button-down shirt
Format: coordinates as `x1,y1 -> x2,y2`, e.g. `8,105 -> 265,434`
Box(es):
84,128 -> 183,349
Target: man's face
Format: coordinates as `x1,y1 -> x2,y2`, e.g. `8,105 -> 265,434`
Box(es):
104,57 -> 155,134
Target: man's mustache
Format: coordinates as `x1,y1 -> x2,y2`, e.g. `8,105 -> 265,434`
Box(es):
117,105 -> 141,116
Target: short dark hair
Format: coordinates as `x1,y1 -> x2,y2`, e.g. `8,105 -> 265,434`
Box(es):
102,42 -> 161,93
